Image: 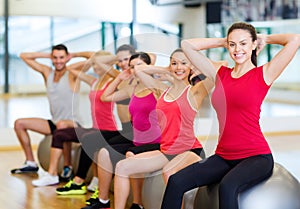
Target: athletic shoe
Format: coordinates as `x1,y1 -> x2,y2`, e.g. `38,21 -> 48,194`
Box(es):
56,180 -> 87,195
32,172 -> 59,187
81,199 -> 110,209
85,188 -> 99,205
87,176 -> 98,192
59,166 -> 73,182
11,162 -> 39,174
130,203 -> 144,209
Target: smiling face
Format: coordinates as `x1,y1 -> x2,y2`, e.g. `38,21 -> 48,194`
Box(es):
227,29 -> 257,65
51,49 -> 69,71
169,51 -> 192,81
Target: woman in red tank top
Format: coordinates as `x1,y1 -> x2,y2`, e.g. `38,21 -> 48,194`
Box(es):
161,22 -> 300,209
110,48 -> 214,209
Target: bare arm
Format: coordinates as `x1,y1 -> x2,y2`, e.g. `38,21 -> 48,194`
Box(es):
260,34 -> 300,85
96,62 -> 120,78
68,68 -> 96,86
67,51 -> 95,70
19,52 -> 52,76
94,54 -> 118,66
181,37 -> 227,82
101,71 -> 131,102
69,51 -> 95,60
134,65 -> 170,95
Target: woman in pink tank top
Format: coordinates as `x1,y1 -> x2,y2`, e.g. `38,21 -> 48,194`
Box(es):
84,52 -> 162,209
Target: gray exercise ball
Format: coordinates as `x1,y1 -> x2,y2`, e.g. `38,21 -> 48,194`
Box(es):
142,170 -> 199,209
37,135 -> 93,182
194,163 -> 300,209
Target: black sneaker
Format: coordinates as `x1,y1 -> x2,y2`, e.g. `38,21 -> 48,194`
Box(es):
81,199 -> 110,209
11,163 -> 39,174
56,180 -> 87,195
86,189 -> 99,205
59,166 -> 74,182
130,203 -> 144,209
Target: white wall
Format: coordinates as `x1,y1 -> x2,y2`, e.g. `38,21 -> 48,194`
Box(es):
1,0 -> 206,38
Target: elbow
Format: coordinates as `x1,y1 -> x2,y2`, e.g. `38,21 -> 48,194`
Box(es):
181,40 -> 189,51
19,53 -> 26,60
181,39 -> 197,53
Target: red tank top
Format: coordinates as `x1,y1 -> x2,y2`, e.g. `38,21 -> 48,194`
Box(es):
89,81 -> 118,131
157,85 -> 202,155
211,66 -> 272,160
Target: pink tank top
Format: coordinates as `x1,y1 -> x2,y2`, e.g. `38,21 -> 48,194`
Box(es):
211,66 -> 271,160
156,85 -> 202,155
89,81 -> 118,131
129,92 -> 162,146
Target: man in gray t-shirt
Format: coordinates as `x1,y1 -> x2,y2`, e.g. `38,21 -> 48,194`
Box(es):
11,44 -> 93,175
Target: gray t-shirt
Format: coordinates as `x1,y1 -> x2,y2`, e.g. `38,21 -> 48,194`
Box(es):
47,70 -> 82,124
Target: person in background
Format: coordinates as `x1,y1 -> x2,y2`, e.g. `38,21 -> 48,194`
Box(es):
82,52 -> 161,209
161,22 -> 300,209
11,44 -> 93,175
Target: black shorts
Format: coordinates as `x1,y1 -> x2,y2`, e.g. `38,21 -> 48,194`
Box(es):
47,120 -> 57,134
163,148 -> 205,161
127,143 -> 160,155
106,142 -> 160,171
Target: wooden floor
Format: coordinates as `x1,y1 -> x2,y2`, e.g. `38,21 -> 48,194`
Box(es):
1,133 -> 300,209
1,150 -> 94,209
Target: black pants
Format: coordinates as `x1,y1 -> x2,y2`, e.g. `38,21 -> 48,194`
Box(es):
76,130 -> 125,180
161,154 -> 274,209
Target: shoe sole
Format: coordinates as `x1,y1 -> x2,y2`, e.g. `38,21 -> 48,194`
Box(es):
56,190 -> 87,195
11,170 -> 39,174
32,182 -> 59,187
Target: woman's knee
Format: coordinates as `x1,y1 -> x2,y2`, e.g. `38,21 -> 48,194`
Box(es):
162,168 -> 173,183
56,120 -> 70,129
126,151 -> 134,158
115,159 -> 132,177
56,120 -> 78,129
14,118 -> 26,130
98,148 -> 110,162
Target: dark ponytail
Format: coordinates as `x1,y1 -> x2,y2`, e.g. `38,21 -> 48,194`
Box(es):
251,48 -> 257,67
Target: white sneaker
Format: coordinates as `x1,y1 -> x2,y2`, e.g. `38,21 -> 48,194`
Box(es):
87,176 -> 98,192
32,173 -> 59,187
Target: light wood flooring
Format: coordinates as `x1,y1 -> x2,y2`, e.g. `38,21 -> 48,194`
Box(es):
1,133 -> 299,209
1,150 -> 93,209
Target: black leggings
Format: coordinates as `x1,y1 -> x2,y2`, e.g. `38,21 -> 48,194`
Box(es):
76,130 -> 123,179
161,154 -> 274,209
